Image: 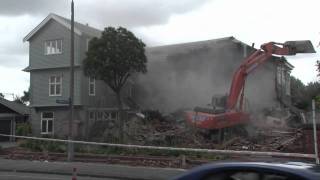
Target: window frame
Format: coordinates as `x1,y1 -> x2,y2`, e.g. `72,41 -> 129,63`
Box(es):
103,111 -> 118,121
44,39 -> 63,55
49,75 -> 62,96
89,111 -> 95,121
41,112 -> 54,135
86,38 -> 90,51
89,77 -> 95,96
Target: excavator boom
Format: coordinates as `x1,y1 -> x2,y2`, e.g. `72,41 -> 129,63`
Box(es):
186,40 -> 315,130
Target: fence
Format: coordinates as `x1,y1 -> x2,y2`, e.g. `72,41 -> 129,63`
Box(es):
0,133 -> 316,160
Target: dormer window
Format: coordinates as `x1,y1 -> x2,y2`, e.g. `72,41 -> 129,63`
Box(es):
45,39 -> 62,55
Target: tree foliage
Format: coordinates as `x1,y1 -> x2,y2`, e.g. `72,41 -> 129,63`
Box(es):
83,27 -> 147,142
83,27 -> 147,93
290,76 -> 307,109
14,88 -> 30,105
290,76 -> 320,110
317,60 -> 320,77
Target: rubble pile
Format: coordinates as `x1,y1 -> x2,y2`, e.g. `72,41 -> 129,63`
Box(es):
126,113 -> 210,147
122,110 -> 305,153
224,128 -> 303,152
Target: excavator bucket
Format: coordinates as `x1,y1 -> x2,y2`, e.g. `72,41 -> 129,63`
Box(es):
284,40 -> 316,54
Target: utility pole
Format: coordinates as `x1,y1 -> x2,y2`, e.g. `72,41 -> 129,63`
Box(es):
68,0 -> 75,162
312,99 -> 319,164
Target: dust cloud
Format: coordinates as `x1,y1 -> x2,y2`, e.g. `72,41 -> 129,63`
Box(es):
135,37 -> 280,114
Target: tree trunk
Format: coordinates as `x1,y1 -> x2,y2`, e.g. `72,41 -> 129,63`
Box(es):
116,92 -> 124,143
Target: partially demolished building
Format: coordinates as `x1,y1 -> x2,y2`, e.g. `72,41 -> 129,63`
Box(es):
136,37 -> 293,114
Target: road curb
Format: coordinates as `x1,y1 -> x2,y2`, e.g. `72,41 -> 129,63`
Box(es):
0,159 -> 186,180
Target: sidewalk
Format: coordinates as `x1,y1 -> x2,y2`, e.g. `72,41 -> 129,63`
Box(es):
0,158 -> 185,180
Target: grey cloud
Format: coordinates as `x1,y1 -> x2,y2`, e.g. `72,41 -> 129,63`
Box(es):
0,0 -> 209,27
0,54 -> 28,68
77,0 -> 210,27
0,42 -> 28,55
0,0 -> 66,16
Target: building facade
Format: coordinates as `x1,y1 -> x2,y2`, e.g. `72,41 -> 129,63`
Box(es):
23,14 -> 131,138
24,14 -> 292,138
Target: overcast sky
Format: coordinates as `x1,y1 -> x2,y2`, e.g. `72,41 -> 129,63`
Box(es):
0,0 -> 319,99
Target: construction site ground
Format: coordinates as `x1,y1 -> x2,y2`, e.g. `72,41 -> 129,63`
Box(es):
1,111 -> 315,169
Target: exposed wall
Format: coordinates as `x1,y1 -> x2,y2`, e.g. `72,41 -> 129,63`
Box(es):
30,68 -> 83,106
135,38 -> 281,114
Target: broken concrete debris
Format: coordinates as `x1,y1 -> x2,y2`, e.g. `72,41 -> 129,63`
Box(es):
87,108 -> 306,154
118,110 -> 304,153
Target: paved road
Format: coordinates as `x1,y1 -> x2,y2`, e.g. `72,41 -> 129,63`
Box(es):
0,171 -> 117,180
0,158 -> 185,180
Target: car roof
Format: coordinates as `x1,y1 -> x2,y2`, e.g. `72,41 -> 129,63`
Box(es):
174,162 -> 320,180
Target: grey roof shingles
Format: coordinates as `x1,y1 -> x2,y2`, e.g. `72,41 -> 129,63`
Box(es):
53,13 -> 102,38
0,97 -> 30,115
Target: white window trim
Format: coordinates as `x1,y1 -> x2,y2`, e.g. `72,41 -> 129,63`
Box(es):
49,75 -> 62,96
44,39 -> 63,55
41,112 -> 54,135
89,77 -> 95,96
89,111 -> 95,121
86,38 -> 90,51
103,111 -> 118,121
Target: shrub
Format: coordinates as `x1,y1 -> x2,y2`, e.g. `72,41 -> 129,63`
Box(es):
16,123 -> 32,136
19,136 -> 65,153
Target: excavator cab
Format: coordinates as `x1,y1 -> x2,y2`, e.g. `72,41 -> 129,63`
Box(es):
193,94 -> 227,114
211,94 -> 227,112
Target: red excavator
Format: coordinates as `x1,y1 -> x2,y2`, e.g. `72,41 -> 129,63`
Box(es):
185,40 -> 315,130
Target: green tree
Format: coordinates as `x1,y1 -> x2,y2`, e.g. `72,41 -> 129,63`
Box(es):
21,89 -> 30,103
290,76 -> 308,109
83,27 -> 147,142
317,60 -> 320,77
291,76 -> 320,110
13,96 -> 24,104
13,88 -> 30,105
306,81 -> 320,109
0,93 -> 4,98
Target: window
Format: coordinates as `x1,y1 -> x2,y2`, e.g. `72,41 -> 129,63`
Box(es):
45,39 -> 62,55
127,84 -> 134,97
41,112 -> 54,134
285,71 -> 291,95
277,66 -> 283,85
86,38 -> 90,51
97,111 -> 103,121
89,77 -> 95,96
89,111 -> 95,121
103,111 -> 118,121
88,110 -> 118,121
49,76 -> 62,96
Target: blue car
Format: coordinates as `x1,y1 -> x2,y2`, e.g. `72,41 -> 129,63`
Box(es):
173,162 -> 320,180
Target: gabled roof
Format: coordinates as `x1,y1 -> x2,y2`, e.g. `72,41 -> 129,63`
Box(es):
54,14 -> 101,38
23,13 -> 101,42
0,97 -> 30,115
145,36 -> 255,62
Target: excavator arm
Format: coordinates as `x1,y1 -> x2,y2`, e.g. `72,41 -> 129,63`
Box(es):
186,40 -> 315,130
226,41 -> 315,111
